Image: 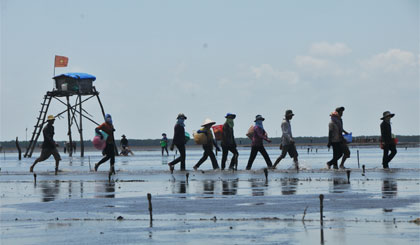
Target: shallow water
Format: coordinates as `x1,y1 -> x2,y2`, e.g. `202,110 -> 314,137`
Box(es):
1,147 -> 419,244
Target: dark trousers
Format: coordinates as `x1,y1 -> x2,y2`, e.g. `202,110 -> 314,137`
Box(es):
97,143 -> 115,168
382,144 -> 397,168
221,145 -> 239,170
194,146 -> 219,169
162,146 -> 169,156
327,142 -> 343,168
246,145 -> 272,170
169,144 -> 186,170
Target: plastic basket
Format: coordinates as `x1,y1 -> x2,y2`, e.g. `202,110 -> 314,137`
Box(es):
212,125 -> 223,141
193,130 -> 207,145
343,133 -> 352,143
92,135 -> 106,150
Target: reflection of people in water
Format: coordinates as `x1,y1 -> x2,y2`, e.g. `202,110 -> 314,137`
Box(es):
250,179 -> 266,196
172,180 -> 187,194
94,182 -> 115,198
281,178 -> 299,195
41,180 -> 60,202
330,177 -> 350,193
222,179 -> 238,195
382,179 -> 397,199
203,180 -> 215,196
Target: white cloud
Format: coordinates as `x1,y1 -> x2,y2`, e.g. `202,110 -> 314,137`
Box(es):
294,55 -> 354,78
309,42 -> 352,56
294,56 -> 329,70
361,49 -> 417,72
250,64 -> 299,84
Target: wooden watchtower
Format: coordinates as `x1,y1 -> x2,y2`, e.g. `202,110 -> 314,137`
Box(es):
24,73 -> 107,158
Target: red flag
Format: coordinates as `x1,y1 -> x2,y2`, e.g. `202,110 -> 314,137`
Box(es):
54,55 -> 68,67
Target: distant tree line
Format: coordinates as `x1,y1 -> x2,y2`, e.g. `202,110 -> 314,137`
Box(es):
1,135 -> 419,149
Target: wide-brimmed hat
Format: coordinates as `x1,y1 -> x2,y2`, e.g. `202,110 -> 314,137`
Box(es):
201,118 -> 216,126
162,133 -> 166,136
47,115 -> 55,121
381,111 -> 395,120
254,114 -> 265,122
225,113 -> 236,119
177,113 -> 187,119
335,107 -> 345,112
285,110 -> 294,117
121,135 -> 126,138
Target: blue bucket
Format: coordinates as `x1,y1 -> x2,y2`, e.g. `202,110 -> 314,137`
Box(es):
343,133 -> 352,143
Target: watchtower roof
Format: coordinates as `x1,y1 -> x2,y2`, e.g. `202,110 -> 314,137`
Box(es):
53,73 -> 96,81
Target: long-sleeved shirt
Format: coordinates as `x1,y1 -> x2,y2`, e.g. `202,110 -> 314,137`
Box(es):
160,137 -> 168,147
328,116 -> 344,144
252,126 -> 269,147
97,122 -> 115,144
281,119 -> 293,145
221,123 -> 236,147
42,123 -> 56,149
380,121 -> 394,145
120,138 -> 128,147
172,123 -> 185,146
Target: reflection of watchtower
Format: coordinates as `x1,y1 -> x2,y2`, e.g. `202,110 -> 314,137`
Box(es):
24,73 -> 107,158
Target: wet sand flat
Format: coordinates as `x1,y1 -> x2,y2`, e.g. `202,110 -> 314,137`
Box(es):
1,147 -> 419,244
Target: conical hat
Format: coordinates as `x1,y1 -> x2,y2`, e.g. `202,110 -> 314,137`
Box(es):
201,118 -> 216,126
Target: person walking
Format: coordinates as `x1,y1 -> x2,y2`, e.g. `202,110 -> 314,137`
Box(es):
160,133 -> 169,156
246,115 -> 273,170
326,107 -> 350,169
193,119 -> 221,170
380,111 -> 397,169
94,114 -> 116,174
168,113 -> 188,171
221,113 -> 239,170
273,110 -> 299,170
30,115 -> 61,174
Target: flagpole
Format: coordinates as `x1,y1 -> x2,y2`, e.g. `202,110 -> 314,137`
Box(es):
53,56 -> 56,90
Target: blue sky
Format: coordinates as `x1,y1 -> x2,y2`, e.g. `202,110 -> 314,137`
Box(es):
1,0 -> 419,141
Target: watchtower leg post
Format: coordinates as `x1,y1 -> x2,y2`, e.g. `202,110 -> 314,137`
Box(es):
66,96 -> 73,157
78,95 -> 84,157
95,92 -> 106,119
95,92 -> 118,155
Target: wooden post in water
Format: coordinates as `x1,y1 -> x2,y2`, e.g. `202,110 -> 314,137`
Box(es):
147,193 -> 153,224
357,150 -> 360,168
319,194 -> 325,244
15,137 -> 22,160
362,164 -> 365,176
319,194 -> 324,223
33,173 -> 37,186
186,172 -> 189,183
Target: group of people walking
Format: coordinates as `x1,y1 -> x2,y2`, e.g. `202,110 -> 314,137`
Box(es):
29,107 -> 398,174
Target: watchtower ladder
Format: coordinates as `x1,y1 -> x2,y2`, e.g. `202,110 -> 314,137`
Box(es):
24,93 -> 52,158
